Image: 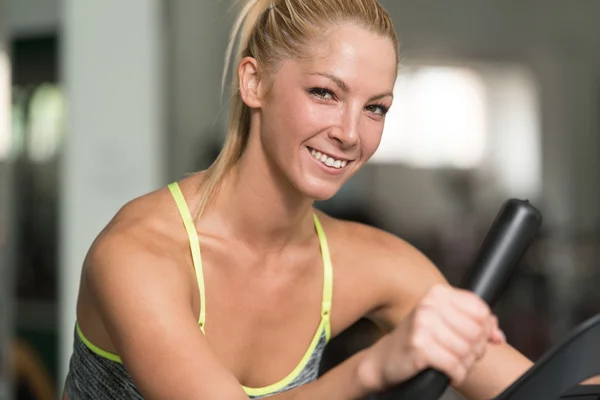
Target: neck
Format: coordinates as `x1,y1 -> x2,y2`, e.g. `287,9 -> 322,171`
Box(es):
202,140 -> 315,251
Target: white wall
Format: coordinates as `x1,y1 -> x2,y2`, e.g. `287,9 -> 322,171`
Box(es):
59,0 -> 167,385
8,0 -> 59,36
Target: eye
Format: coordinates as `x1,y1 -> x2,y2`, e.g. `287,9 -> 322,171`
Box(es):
366,104 -> 390,116
308,87 -> 335,100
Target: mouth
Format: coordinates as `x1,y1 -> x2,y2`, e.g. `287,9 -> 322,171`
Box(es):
307,147 -> 352,170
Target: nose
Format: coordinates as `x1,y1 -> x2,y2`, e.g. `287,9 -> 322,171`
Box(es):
328,105 -> 360,148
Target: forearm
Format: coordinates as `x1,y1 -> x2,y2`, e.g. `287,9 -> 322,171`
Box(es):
269,348 -> 380,400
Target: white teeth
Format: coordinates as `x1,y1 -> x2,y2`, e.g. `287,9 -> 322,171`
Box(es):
309,148 -> 348,169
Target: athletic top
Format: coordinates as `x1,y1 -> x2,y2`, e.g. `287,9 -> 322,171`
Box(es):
64,182 -> 334,399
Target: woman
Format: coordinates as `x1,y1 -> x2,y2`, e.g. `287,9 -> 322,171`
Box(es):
63,0 -> 534,398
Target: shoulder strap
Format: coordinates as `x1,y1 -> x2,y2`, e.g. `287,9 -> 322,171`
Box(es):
167,182 -> 206,332
312,212 -> 333,341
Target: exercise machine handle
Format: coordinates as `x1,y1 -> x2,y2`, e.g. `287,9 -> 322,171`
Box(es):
388,199 -> 542,400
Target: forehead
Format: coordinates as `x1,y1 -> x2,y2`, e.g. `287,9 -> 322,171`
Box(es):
277,24 -> 398,90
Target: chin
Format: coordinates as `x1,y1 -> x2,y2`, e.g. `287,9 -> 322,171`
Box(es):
308,190 -> 338,202
294,177 -> 343,202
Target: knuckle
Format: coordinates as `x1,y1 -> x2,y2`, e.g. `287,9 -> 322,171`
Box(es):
464,294 -> 489,318
463,353 -> 476,369
450,361 -> 467,383
413,306 -> 434,330
466,325 -> 482,342
451,356 -> 463,372
457,342 -> 471,359
420,297 -> 435,310
475,301 -> 491,319
410,331 -> 430,352
466,324 -> 483,343
475,324 -> 486,339
485,320 -> 496,336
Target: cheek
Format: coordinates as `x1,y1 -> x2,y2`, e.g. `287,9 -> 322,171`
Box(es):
267,93 -> 335,143
360,123 -> 385,158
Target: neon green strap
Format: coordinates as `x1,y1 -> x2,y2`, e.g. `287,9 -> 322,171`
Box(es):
313,212 -> 333,341
168,182 -> 206,332
76,322 -> 123,363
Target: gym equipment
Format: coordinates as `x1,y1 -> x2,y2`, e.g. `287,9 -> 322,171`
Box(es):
391,198 -> 542,399
380,199 -> 600,399
494,313 -> 600,400
560,384 -> 600,399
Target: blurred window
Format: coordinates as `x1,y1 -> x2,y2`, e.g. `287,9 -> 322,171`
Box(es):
27,84 -> 65,163
373,66 -> 487,169
371,63 -> 541,199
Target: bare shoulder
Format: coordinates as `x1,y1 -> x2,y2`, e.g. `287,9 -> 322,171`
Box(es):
315,211 -> 447,330
84,224 -> 186,302
76,183 -> 247,399
83,186 -> 190,301
78,183 -> 199,342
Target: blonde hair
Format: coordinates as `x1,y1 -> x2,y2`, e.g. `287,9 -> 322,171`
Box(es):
194,0 -> 399,219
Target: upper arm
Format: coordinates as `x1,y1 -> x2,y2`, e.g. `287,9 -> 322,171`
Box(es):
85,234 -> 248,400
358,227 -> 447,331
355,226 -> 533,400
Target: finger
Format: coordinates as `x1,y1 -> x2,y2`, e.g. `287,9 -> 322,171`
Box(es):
433,292 -> 505,350
426,309 -> 473,364
449,289 -> 491,323
471,335 -> 488,361
426,286 -> 491,327
418,338 -> 468,387
423,286 -> 500,345
491,328 -> 506,343
432,298 -> 487,344
471,318 -> 498,361
489,317 -> 506,343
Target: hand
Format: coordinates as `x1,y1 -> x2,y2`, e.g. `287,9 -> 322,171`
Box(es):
360,284 -> 506,391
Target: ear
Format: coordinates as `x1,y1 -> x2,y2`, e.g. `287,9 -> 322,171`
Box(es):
238,57 -> 263,108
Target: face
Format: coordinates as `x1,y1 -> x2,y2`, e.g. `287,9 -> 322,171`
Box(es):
241,24 -> 398,201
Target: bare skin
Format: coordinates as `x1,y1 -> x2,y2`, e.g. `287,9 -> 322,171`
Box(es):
65,173 -> 532,400
62,24 -> 595,399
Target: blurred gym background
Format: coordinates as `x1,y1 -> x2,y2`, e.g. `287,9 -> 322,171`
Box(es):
1,1 -> 600,399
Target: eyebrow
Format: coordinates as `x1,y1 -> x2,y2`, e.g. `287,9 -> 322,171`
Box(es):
309,72 -> 394,102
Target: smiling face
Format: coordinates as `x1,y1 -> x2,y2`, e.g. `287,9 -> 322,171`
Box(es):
240,23 -> 398,201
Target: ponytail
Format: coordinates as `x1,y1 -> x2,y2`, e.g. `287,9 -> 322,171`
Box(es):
193,0 -> 272,220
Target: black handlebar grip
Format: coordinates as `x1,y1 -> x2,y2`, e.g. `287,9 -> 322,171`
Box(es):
389,199 -> 542,400
459,199 -> 542,305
